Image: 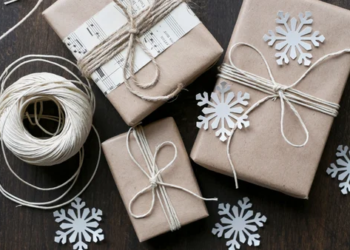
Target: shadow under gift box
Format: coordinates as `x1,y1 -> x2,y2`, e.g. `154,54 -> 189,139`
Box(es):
191,0 -> 350,199
102,117 -> 208,242
43,0 -> 223,126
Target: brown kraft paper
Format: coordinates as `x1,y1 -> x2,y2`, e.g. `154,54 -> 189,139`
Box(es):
43,0 -> 223,126
191,0 -> 350,199
102,117 -> 208,242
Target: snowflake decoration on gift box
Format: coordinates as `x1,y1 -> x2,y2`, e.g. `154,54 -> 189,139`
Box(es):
327,145 -> 350,195
212,197 -> 267,250
196,82 -> 250,142
263,11 -> 325,66
54,198 -> 104,250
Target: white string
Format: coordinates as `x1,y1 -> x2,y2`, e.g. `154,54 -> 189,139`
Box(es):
4,0 -> 19,6
0,0 -> 43,41
0,55 -> 101,210
219,42 -> 349,189
222,42 -> 343,147
126,125 -> 217,231
133,126 -> 180,230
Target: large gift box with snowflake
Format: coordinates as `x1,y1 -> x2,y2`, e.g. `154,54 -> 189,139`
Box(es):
102,118 -> 214,242
191,0 -> 350,198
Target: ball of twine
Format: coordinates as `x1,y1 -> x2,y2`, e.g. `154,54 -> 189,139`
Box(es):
0,72 -> 93,166
0,55 -> 101,209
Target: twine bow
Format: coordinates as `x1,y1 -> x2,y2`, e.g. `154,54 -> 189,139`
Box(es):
78,0 -> 184,102
126,126 -> 217,231
218,42 -> 347,189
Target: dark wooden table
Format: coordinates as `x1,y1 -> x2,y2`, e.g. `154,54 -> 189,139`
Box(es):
1,0 -> 350,249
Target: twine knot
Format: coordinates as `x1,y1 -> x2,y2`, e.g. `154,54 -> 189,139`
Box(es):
272,84 -> 287,101
149,176 -> 158,188
129,28 -> 139,35
127,126 -> 217,230
272,84 -> 287,94
218,42 -> 344,191
77,0 -> 184,102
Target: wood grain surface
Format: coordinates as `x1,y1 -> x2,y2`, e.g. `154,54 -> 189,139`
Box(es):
1,0 -> 350,249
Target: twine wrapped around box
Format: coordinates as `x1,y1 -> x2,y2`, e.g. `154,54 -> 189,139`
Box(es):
126,125 -> 217,232
78,0 -> 184,102
217,42 -> 349,188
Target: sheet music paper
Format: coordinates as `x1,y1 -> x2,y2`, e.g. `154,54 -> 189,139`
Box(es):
63,0 -> 201,95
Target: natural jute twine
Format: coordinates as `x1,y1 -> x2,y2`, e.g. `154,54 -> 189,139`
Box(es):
78,0 -> 185,102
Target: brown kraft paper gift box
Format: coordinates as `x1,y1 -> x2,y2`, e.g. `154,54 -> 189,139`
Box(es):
191,0 -> 350,199
43,0 -> 223,126
102,117 -> 209,242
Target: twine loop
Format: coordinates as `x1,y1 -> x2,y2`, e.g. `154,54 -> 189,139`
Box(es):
218,42 -> 349,189
78,0 -> 185,102
126,125 -> 217,231
221,42 -> 342,147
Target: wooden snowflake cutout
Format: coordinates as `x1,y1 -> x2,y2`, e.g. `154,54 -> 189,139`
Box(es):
327,145 -> 350,195
212,197 -> 267,250
263,11 -> 325,66
53,198 -> 104,250
196,82 -> 250,142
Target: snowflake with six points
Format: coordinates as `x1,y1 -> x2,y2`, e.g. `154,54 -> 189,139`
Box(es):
327,145 -> 350,195
263,11 -> 325,66
54,197 -> 104,250
212,197 -> 267,250
196,82 -> 250,142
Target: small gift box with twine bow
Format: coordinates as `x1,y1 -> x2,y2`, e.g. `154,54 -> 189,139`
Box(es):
103,118 -> 216,241
43,0 -> 223,126
191,0 -> 350,199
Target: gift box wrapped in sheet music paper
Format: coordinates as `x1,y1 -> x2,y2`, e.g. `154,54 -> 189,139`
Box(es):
103,118 -> 215,241
43,0 -> 223,126
191,0 -> 350,198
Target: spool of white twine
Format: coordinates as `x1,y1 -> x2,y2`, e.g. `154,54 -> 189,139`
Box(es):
0,55 -> 101,209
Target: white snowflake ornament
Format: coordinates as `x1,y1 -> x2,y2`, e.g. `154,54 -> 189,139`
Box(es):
54,198 -> 104,250
212,197 -> 267,250
196,82 -> 250,142
263,11 -> 325,66
327,145 -> 350,195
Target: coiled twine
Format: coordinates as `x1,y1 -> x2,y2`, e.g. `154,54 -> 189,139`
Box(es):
0,73 -> 94,166
0,55 -> 100,209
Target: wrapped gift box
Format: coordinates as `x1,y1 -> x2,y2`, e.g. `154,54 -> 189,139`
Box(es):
102,117 -> 209,241
43,0 -> 223,126
191,0 -> 350,198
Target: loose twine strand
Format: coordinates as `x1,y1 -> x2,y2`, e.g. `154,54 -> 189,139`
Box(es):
4,0 -> 19,6
0,55 -> 101,209
218,42 -> 348,189
78,0 -> 184,102
0,0 -> 43,41
126,125 -> 217,231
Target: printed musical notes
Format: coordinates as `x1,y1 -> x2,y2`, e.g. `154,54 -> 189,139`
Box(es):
63,1 -> 200,95
86,19 -> 107,41
64,33 -> 88,59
